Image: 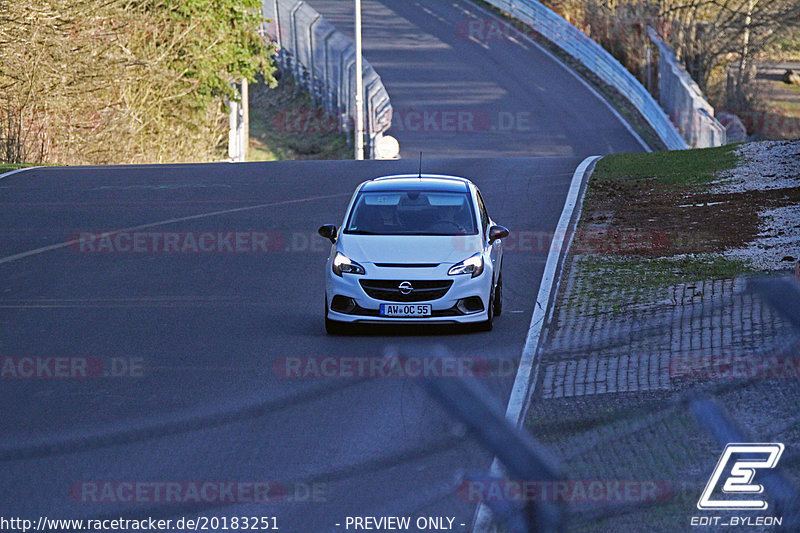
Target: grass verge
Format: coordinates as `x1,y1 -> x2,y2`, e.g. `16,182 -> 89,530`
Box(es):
592,144 -> 739,185
248,74 -> 351,161
0,163 -> 38,174
560,144 -> 763,312
519,143 -> 795,533
570,255 -> 753,307
576,144 -> 794,259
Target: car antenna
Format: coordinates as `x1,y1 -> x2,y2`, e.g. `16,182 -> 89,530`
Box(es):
417,152 -> 423,180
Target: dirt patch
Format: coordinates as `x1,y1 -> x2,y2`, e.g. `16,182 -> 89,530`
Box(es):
583,179 -> 800,257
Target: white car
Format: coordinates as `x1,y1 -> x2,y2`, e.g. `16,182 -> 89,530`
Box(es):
318,174 -> 508,333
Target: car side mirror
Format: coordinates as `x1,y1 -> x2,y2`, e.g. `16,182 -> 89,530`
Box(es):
488,225 -> 509,244
318,224 -> 337,244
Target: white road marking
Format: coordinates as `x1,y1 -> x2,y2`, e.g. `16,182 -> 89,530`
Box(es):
471,155 -> 602,533
0,166 -> 44,181
462,0 -> 652,153
0,192 -> 350,266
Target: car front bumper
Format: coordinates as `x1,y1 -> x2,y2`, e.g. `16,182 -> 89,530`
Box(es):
325,264 -> 492,324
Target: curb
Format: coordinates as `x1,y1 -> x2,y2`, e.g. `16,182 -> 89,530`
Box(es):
471,155 -> 602,533
0,166 -> 44,181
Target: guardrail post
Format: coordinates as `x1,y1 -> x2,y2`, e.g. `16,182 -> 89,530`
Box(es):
266,0 -> 394,158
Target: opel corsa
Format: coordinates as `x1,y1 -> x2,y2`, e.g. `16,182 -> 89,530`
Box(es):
318,174 -> 509,333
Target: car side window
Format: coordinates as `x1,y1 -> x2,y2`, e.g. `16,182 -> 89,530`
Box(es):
476,190 -> 490,235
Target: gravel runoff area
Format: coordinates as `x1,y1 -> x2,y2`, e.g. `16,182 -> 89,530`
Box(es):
714,140 -> 800,271
516,141 -> 800,533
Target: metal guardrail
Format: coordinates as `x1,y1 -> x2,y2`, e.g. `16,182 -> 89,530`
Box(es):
648,28 -> 726,148
262,0 -> 393,158
483,0 -> 688,150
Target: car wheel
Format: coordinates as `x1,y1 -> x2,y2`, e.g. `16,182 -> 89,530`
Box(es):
324,297 -> 347,335
477,286 -> 494,332
493,273 -> 503,316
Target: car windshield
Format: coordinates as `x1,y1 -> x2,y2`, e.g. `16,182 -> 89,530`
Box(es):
344,190 -> 478,236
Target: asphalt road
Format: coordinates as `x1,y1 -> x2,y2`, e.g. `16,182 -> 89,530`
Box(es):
1,157 -> 581,530
304,0 -> 646,158
0,1 -> 650,530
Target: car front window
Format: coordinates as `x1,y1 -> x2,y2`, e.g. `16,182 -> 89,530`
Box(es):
344,190 -> 478,236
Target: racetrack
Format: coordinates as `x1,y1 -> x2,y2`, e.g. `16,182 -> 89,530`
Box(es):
305,0 -> 647,158
2,157 -> 579,529
0,1 -> 651,530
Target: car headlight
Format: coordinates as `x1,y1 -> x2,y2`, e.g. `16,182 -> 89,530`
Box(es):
448,253 -> 484,278
332,252 -> 366,276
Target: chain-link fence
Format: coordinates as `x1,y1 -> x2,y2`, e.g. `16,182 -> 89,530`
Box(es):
503,274 -> 800,532
261,0 -> 393,158
648,28 -> 726,149
380,271 -> 800,532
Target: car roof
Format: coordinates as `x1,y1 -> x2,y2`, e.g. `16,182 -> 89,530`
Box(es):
361,174 -> 472,193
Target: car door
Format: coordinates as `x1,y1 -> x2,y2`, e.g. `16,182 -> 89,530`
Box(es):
475,188 -> 502,284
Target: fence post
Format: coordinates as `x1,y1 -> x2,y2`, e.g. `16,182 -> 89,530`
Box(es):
263,0 -> 394,158
290,1 -> 303,86
354,0 -> 365,160
308,14 -> 321,105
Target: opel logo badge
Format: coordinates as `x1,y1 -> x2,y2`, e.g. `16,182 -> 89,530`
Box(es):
398,281 -> 414,295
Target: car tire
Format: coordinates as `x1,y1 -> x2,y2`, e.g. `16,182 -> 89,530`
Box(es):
324,297 -> 348,335
477,286 -> 494,332
493,273 -> 503,316
325,317 -> 348,335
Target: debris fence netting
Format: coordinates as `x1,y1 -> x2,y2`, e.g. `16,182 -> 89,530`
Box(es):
521,275 -> 800,532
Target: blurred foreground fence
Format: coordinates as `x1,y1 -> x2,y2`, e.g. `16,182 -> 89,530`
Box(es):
261,0 -> 393,158
424,275 -> 800,532
648,28 -> 726,148
503,274 -> 800,532
403,273 -> 800,532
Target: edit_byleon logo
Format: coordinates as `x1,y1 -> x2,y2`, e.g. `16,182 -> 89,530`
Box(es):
697,443 -> 785,511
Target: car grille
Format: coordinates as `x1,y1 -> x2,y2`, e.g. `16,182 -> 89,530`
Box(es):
373,263 -> 440,268
359,279 -> 453,302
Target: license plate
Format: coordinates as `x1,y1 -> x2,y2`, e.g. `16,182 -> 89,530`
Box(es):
379,304 -> 432,317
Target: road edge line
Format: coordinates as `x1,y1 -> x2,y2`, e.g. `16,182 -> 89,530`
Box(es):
471,155 -> 602,533
0,166 -> 45,181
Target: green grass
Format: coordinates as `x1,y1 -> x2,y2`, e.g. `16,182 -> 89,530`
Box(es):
593,144 -> 740,185
0,163 -> 37,173
248,111 -> 350,161
248,76 -> 352,161
571,255 -> 753,306
770,82 -> 800,116
774,38 -> 800,61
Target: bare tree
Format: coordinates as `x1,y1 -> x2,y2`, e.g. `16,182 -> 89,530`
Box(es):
0,0 -> 274,165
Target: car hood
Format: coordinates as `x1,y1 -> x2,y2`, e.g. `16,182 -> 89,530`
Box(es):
340,235 -> 483,265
